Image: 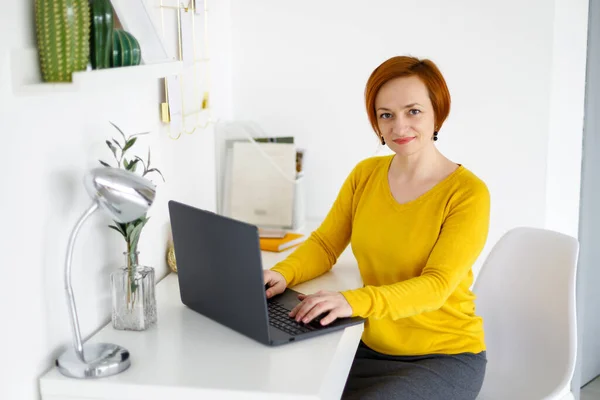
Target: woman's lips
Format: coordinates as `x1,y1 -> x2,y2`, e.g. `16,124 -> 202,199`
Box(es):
393,137 -> 415,145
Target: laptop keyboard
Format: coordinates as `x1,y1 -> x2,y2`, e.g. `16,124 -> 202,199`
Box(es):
267,301 -> 322,336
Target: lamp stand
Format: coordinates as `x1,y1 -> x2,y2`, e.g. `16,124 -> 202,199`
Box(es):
56,201 -> 131,378
56,343 -> 131,379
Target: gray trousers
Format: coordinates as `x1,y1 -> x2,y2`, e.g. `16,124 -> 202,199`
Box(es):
342,342 -> 487,400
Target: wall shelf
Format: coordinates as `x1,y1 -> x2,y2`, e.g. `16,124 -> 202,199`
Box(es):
10,48 -> 183,95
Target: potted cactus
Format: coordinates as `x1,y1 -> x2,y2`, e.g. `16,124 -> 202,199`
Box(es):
90,0 -> 115,69
34,0 -> 90,82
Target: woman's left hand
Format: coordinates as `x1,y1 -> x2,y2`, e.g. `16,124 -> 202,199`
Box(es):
289,290 -> 353,326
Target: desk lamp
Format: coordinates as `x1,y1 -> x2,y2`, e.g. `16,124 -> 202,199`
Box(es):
56,167 -> 156,378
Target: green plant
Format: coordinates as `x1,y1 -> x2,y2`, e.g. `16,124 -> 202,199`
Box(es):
99,122 -> 164,300
112,29 -> 142,67
34,0 -> 90,82
90,0 -> 114,69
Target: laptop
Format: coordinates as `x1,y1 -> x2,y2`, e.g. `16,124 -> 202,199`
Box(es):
168,200 -> 365,346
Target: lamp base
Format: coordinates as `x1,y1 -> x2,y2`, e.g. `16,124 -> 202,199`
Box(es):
56,343 -> 131,379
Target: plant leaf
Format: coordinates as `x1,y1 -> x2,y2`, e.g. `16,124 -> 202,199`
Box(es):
106,140 -> 117,158
108,225 -> 127,239
112,138 -> 123,149
111,222 -> 127,236
127,159 -> 139,172
122,137 -> 137,153
130,131 -> 150,138
134,156 -> 147,173
123,159 -> 129,170
117,222 -> 128,235
128,220 -> 147,252
125,223 -> 135,241
147,149 -> 151,167
145,168 -> 166,182
131,216 -> 148,229
109,121 -> 127,141
99,160 -> 111,167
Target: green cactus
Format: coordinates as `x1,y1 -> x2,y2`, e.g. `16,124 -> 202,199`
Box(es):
34,0 -> 91,82
112,29 -> 142,68
90,0 -> 114,70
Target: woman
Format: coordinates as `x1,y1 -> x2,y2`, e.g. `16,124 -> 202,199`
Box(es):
263,56 -> 490,400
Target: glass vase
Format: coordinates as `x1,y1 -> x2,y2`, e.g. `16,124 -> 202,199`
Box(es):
110,251 -> 157,331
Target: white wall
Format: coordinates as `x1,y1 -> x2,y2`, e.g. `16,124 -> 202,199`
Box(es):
0,1 -> 229,399
545,0 -> 589,239
230,0 -> 584,274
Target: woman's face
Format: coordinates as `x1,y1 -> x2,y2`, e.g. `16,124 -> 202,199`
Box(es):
375,76 -> 436,156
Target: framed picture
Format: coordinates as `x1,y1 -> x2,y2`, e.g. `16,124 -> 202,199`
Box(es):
110,0 -> 172,64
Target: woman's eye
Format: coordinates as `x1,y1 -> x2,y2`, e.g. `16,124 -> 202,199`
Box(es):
409,109 -> 421,115
379,113 -> 392,119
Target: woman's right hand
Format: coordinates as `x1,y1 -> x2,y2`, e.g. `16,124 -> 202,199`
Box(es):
263,270 -> 287,299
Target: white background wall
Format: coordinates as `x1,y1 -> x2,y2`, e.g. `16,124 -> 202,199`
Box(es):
230,0 -> 588,273
545,0 -> 589,239
0,1 -> 230,399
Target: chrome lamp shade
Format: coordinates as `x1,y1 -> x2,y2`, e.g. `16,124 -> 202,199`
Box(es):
56,167 -> 156,379
84,167 -> 156,223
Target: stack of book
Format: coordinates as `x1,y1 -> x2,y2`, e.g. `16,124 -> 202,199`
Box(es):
259,233 -> 305,252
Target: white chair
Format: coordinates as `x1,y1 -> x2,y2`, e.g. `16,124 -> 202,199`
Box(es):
474,227 -> 579,400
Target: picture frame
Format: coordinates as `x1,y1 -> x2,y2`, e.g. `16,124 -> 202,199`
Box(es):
110,0 -> 172,64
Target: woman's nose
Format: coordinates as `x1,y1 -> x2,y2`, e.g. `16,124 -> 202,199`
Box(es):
392,116 -> 409,133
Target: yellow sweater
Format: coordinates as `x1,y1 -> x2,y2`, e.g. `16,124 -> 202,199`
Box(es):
271,155 -> 490,356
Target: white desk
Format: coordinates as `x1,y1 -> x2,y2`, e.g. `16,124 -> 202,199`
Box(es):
39,244 -> 364,400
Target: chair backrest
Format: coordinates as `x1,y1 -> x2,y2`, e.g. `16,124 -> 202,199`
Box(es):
473,227 -> 579,399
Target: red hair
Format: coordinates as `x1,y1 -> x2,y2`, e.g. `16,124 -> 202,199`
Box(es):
365,56 -> 451,137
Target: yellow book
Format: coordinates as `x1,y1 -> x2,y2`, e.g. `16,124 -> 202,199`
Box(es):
259,233 -> 305,252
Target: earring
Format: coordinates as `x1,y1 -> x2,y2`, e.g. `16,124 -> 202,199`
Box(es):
380,135 -> 385,145
433,131 -> 438,141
